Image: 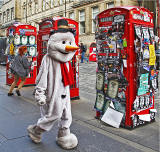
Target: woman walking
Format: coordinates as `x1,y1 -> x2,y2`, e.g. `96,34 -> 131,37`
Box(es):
8,46 -> 32,96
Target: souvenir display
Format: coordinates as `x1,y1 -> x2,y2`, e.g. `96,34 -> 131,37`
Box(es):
102,99 -> 111,114
96,72 -> 104,91
14,35 -> 21,45
133,23 -> 158,126
29,46 -> 36,57
107,79 -> 119,99
6,24 -> 37,86
29,35 -> 36,45
95,7 -> 158,128
21,35 -> 28,45
132,115 -> 139,128
95,13 -> 128,126
94,91 -> 105,112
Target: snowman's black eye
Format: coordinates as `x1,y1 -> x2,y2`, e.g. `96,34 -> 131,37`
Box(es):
69,42 -> 71,45
62,41 -> 66,44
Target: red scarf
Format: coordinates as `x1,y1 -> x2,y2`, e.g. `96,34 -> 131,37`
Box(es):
60,61 -> 74,87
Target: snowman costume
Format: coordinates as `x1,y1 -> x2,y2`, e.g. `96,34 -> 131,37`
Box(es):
27,19 -> 79,150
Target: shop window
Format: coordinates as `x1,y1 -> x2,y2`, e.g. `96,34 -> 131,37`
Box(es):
92,6 -> 99,33
106,2 -> 114,9
69,12 -> 75,20
79,9 -> 85,34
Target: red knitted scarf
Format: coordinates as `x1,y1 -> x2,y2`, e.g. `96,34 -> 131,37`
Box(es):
60,61 -> 74,87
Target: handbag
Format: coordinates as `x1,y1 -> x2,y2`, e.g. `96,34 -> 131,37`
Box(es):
10,58 -> 16,74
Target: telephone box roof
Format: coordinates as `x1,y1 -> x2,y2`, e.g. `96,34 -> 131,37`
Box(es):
97,6 -> 153,17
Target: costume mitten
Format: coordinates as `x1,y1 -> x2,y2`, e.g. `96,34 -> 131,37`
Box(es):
56,128 -> 78,150
38,99 -> 46,106
35,88 -> 46,106
27,125 -> 45,144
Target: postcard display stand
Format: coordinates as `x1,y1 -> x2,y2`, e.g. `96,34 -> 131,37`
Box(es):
94,7 -> 158,128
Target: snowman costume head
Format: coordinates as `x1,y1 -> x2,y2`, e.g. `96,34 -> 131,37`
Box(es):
27,19 -> 78,150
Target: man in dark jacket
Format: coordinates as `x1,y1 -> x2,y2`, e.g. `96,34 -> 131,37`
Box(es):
80,42 -> 88,63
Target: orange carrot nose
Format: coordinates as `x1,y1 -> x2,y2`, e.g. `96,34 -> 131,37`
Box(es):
65,45 -> 79,52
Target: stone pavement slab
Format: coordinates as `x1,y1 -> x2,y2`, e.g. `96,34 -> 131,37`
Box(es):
0,117 -> 144,152
0,64 -> 159,152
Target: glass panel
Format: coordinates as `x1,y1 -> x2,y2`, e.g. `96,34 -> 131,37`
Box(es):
107,2 -> 114,9
79,10 -> 85,21
59,0 -> 63,5
92,20 -> 96,33
43,0 -> 46,10
21,36 -> 28,45
29,47 -> 36,57
29,35 -> 36,45
92,7 -> 99,19
14,35 -> 21,45
69,12 -> 74,19
51,0 -> 54,7
80,21 -> 85,34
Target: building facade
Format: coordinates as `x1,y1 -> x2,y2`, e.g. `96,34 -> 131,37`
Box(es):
0,0 -> 158,49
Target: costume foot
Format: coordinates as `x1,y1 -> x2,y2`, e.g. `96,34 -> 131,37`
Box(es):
8,93 -> 14,96
27,125 -> 42,144
16,89 -> 21,96
56,133 -> 78,150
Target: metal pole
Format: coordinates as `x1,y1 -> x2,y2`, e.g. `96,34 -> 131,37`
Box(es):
65,0 -> 66,17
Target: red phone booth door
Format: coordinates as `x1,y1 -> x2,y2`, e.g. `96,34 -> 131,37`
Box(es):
37,17 -> 79,99
6,24 -> 37,86
94,6 -> 157,128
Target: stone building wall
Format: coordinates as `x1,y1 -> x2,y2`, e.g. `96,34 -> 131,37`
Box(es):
2,0 -> 159,51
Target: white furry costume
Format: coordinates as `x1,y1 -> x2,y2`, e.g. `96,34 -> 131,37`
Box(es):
28,29 -> 78,149
35,32 -> 75,130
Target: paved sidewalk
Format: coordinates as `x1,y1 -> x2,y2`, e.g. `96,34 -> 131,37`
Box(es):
0,63 -> 159,152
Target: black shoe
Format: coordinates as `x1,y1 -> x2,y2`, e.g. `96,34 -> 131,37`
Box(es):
16,90 -> 21,96
8,93 -> 14,96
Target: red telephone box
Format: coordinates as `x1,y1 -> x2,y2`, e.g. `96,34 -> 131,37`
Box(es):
89,42 -> 97,62
94,6 -> 158,128
6,23 -> 37,86
37,17 -> 79,99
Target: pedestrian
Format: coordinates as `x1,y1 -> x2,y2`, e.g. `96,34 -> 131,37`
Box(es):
80,42 -> 88,63
27,19 -> 78,150
8,46 -> 32,96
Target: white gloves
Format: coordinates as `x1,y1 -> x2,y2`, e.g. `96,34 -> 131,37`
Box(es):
35,88 -> 46,106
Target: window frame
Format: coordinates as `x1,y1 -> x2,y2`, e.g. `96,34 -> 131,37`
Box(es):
69,12 -> 75,20
79,9 -> 85,34
106,1 -> 114,9
92,6 -> 99,33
